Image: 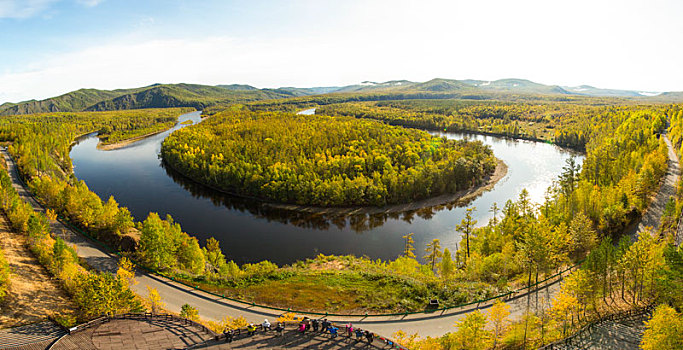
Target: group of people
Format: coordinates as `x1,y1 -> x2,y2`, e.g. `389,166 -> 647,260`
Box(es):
295,318 -> 375,344
221,317 -> 376,345
222,319 -> 284,342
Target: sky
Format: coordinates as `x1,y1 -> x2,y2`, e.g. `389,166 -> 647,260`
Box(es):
1,0 -> 682,103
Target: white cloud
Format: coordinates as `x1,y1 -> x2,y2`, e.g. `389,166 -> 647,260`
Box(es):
0,0 -> 58,19
0,35 -> 422,102
0,0 -> 102,19
76,0 -> 103,7
1,0 -> 683,103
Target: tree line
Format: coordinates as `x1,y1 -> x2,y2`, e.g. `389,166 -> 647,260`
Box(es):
161,110 -> 497,207
392,105 -> 681,349
0,157 -> 142,323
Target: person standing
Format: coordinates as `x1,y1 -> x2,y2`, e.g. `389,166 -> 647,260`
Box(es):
355,328 -> 363,340
365,330 -> 374,344
275,323 -> 284,336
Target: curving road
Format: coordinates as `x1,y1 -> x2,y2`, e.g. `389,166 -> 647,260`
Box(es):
626,134 -> 680,239
0,132 -> 678,340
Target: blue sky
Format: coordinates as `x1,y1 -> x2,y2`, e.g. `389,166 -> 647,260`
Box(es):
1,0 -> 683,103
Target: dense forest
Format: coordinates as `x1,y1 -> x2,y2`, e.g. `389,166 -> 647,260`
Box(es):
0,156 -> 142,324
0,97 -> 681,347
394,105 -> 681,348
161,110 -> 497,206
316,100 -> 647,151
0,108 -> 191,246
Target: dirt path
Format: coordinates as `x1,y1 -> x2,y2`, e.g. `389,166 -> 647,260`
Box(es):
0,215 -> 76,328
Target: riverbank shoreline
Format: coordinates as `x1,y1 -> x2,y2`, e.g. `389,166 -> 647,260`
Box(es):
97,127 -> 173,151
164,157 -> 508,216
267,159 -> 508,215
96,109 -> 200,151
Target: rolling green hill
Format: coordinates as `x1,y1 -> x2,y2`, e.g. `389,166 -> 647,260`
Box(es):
411,78 -> 473,92
0,83 -> 307,116
3,78 -> 682,116
462,78 -> 570,94
85,83 -> 294,111
0,87 -> 144,115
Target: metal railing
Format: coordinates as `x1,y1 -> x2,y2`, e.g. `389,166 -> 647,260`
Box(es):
199,318 -> 406,350
537,304 -> 655,350
66,312 -> 216,337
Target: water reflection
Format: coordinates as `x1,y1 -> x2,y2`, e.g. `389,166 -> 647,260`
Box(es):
71,111 -> 583,264
161,160 -> 495,232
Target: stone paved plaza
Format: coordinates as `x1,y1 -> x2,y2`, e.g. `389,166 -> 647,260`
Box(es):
52,318 -> 213,350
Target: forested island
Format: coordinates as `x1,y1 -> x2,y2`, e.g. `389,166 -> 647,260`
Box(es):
160,110 -> 497,207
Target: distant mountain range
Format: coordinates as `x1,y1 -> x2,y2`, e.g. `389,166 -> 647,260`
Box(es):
0,78 -> 674,116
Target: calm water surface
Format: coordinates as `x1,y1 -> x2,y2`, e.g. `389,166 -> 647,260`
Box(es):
71,111 -> 582,265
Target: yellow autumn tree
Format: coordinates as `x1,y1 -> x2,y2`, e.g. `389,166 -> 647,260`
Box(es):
277,312 -> 302,323
489,299 -> 510,348
641,304 -> 683,350
393,330 -> 421,349
447,310 -> 491,349
146,286 -> 165,314
116,257 -> 137,286
549,289 -> 579,338
393,330 -> 445,350
205,315 -> 249,333
45,208 -> 57,221
403,233 -> 416,258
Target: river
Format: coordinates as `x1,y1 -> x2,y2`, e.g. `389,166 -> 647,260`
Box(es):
70,110 -> 582,265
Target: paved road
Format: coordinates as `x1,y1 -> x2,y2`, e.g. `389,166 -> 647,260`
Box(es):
0,132 -> 678,340
627,134 -> 680,238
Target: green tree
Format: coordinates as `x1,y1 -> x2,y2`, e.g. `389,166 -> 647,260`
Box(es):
203,237 -> 227,274
558,156 -> 580,207
180,303 -> 199,321
424,239 -> 442,272
138,213 -> 175,271
73,272 -> 142,318
177,236 -> 206,274
489,202 -> 499,226
457,207 -> 477,261
440,248 -> 455,279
